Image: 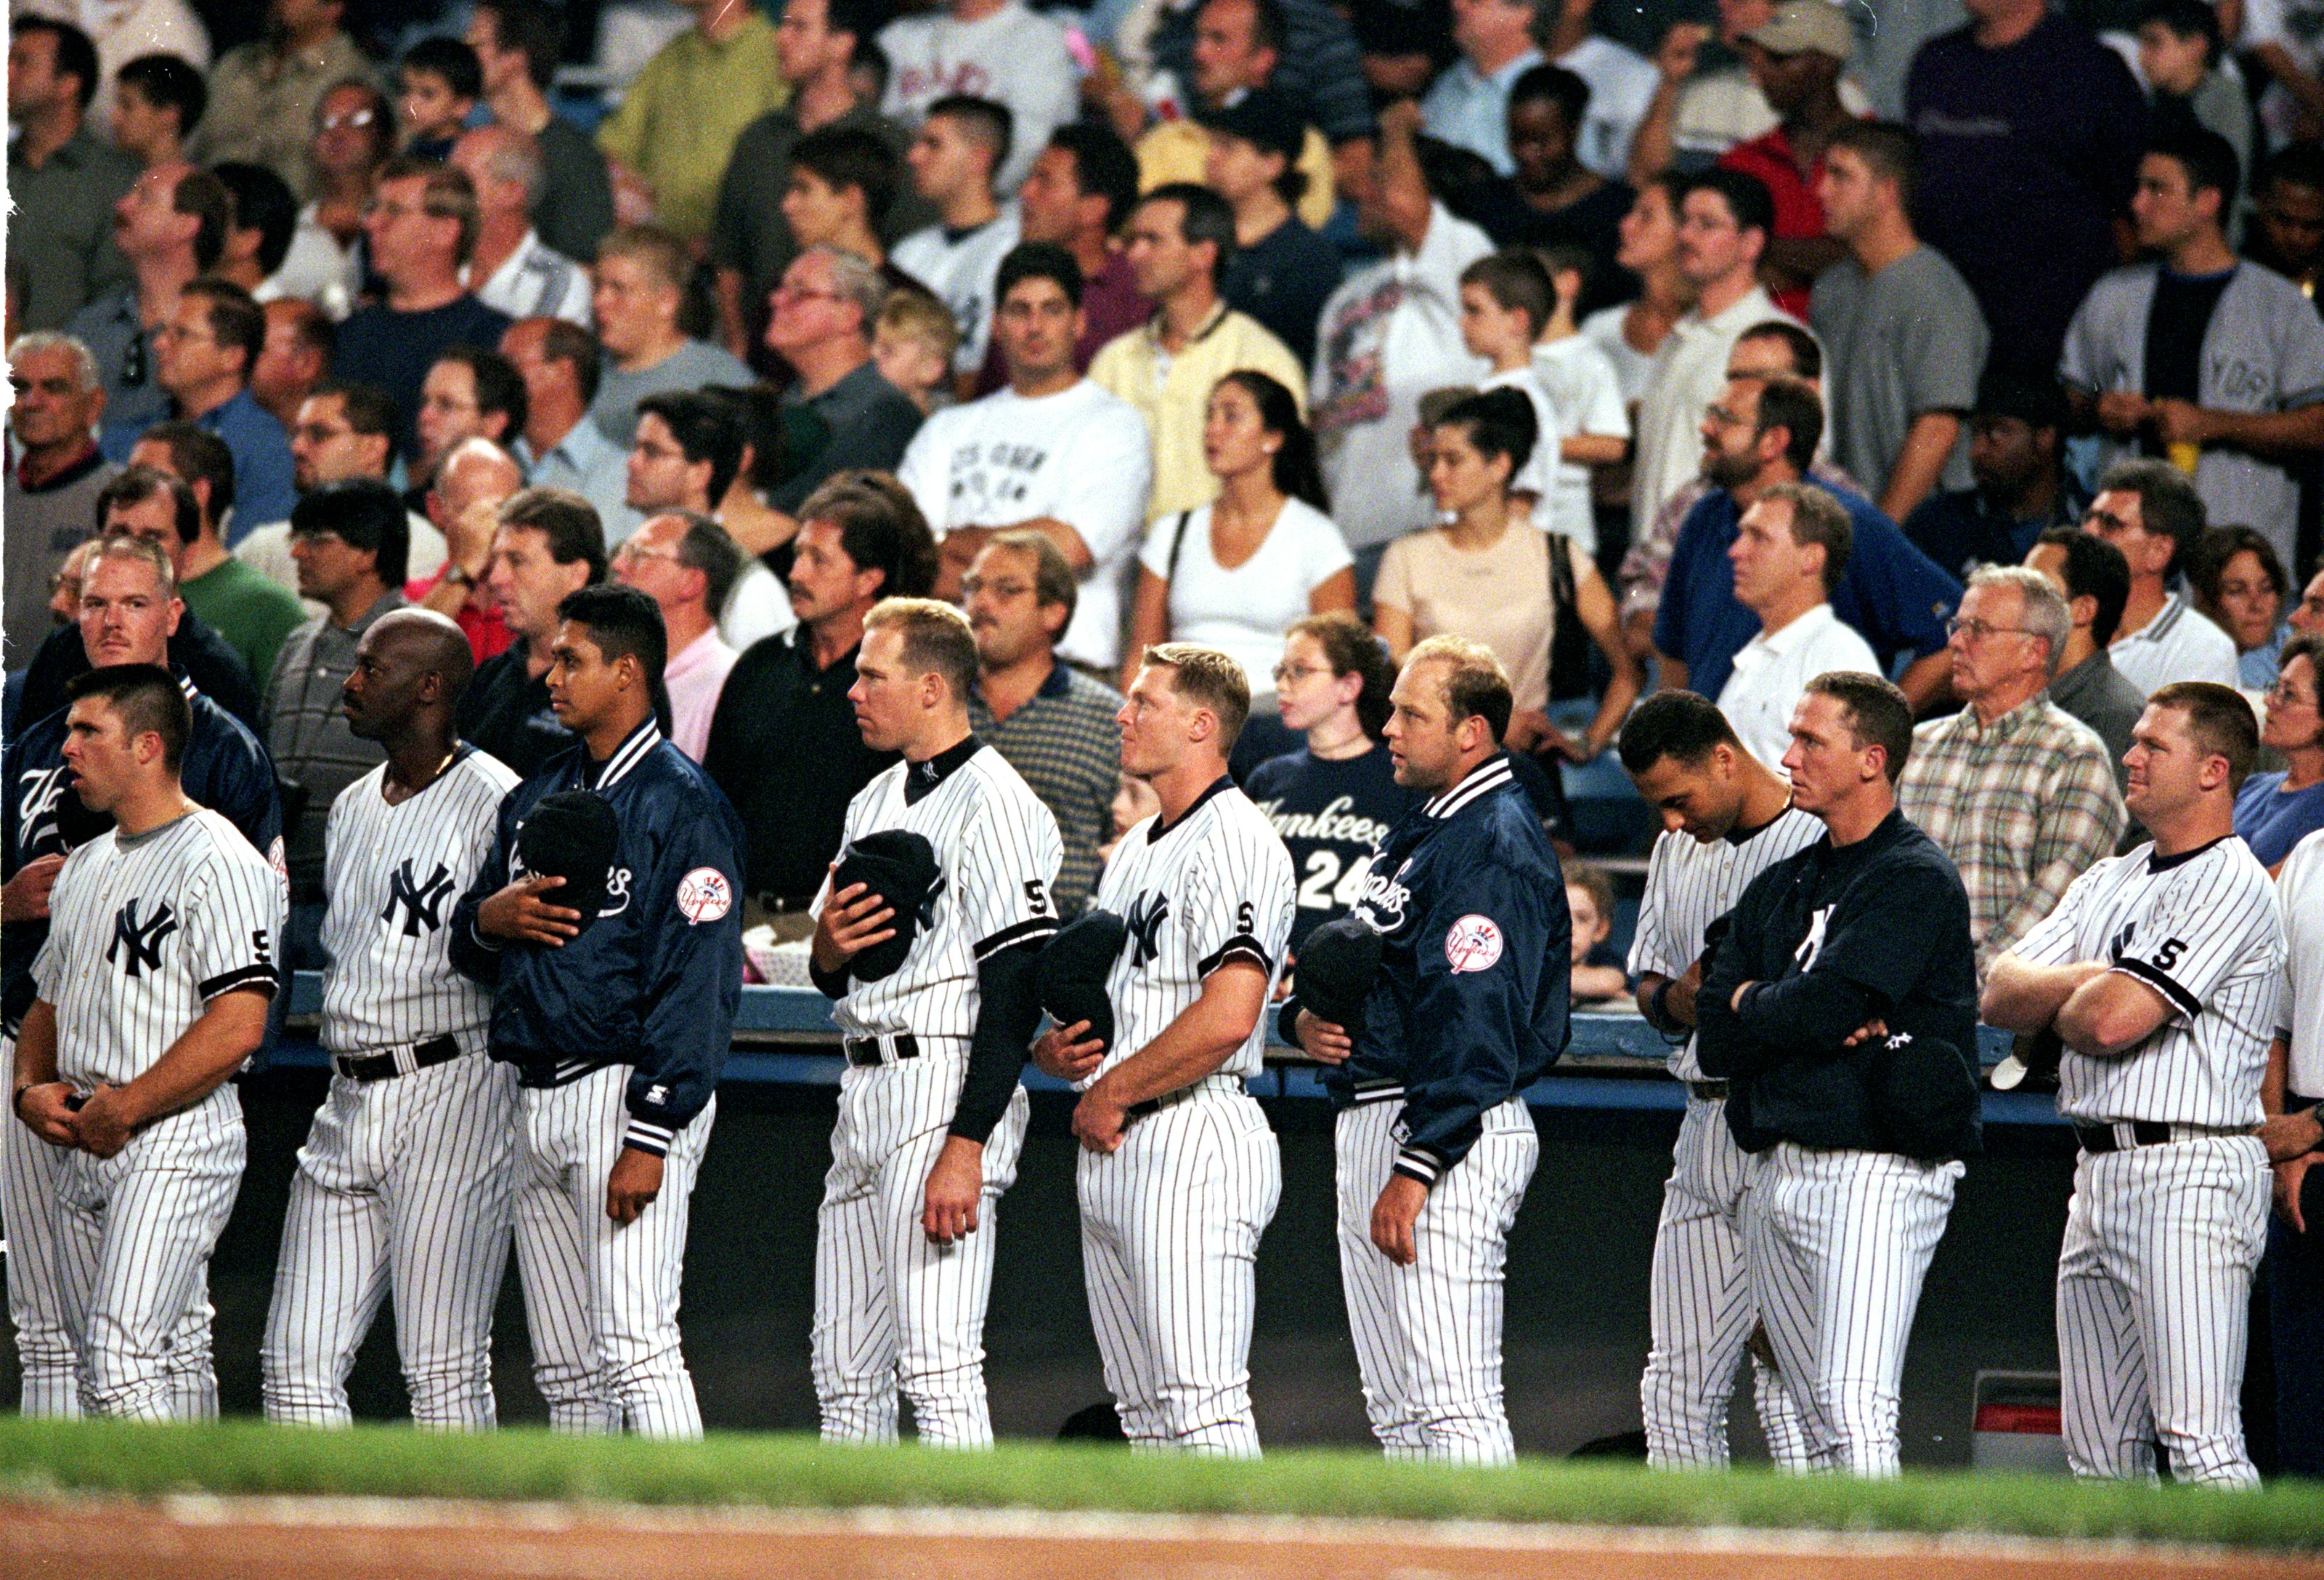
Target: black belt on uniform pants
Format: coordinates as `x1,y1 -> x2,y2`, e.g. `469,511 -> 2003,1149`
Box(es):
1126,1085 -> 1202,1120
1688,1079 -> 1729,1101
333,1034 -> 461,1084
2072,1119 -> 2252,1154
844,1033 -> 919,1068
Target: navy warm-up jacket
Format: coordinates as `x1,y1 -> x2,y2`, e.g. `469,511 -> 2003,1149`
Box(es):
451,719 -> 744,1156
1321,754 -> 1571,1186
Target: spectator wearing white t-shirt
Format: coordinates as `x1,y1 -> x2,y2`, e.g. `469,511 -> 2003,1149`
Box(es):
891,95 -> 1023,378
898,243 -> 1153,673
879,0 -> 1078,192
1532,243 -> 1630,549
2082,459 -> 2241,696
1530,0 -> 1660,179
1715,481 -> 1881,769
1125,370 -> 1355,698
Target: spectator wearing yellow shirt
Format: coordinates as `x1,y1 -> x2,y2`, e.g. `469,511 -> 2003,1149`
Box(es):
1133,0 -> 1335,232
1088,183 -> 1306,523
596,0 -> 789,242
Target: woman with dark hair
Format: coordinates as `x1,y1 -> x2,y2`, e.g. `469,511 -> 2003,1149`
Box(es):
1246,610 -> 1417,941
1376,385 -> 1638,763
2238,633 -> 2324,875
1124,369 -> 1355,700
2187,524 -> 2294,692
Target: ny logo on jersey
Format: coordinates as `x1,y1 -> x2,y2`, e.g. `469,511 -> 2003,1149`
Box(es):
2108,919 -> 2137,964
1794,904 -> 1834,971
918,875 -> 946,933
1125,890 -> 1170,968
382,859 -> 458,936
107,899 -> 179,979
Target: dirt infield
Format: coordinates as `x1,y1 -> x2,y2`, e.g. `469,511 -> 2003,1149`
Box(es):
5,1497 -> 2321,1580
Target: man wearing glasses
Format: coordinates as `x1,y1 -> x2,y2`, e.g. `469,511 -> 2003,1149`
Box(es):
1899,565 -> 2126,981
2079,459 -> 2241,695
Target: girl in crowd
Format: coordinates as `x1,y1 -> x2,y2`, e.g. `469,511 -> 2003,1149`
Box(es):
2189,524 -> 2294,693
2238,633 -> 2324,875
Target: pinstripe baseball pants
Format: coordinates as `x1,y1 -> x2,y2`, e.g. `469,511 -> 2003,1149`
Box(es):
260,1052 -> 517,1428
3,1037 -> 218,1419
2057,1135 -> 2268,1488
1334,1097 -> 1537,1466
512,1066 -> 710,1440
48,1090 -> 243,1421
1641,1095 -> 1811,1470
1079,1087 -> 1280,1457
812,1057 -> 1028,1448
1743,1142 -> 1961,1477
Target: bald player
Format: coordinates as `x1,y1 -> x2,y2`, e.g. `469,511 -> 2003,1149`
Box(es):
261,610 -> 524,1427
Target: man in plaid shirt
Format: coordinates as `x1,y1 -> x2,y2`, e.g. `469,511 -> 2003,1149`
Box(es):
1899,564 -> 2125,978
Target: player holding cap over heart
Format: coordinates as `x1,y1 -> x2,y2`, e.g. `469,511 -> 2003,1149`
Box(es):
451,584 -> 744,1441
1282,636 -> 1572,1465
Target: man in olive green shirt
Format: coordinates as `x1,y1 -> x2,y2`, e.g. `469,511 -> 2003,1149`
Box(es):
596,0 -> 790,241
7,17 -> 138,331
190,0 -> 379,200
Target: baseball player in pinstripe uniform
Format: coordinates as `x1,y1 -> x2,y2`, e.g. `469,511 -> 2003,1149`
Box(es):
3,534 -> 282,1420
1694,673 -> 1980,1478
10,665 -> 285,1419
1287,637 -> 1567,1465
261,610 -> 524,1428
1617,692 -> 1819,1470
452,585 -> 745,1439
1033,644 -> 1293,1455
808,598 -> 1063,1446
1986,682 -> 2286,1487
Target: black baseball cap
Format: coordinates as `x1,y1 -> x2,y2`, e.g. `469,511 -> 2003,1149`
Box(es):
1202,89 -> 1306,165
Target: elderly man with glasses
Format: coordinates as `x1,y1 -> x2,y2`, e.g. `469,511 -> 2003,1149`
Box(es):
1899,564 -> 2126,981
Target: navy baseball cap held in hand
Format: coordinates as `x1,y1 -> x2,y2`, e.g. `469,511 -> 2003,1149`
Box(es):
1037,907 -> 1127,1050
1869,1032 -> 1982,1162
517,790 -> 620,931
832,828 -> 940,981
1296,915 -> 1383,1032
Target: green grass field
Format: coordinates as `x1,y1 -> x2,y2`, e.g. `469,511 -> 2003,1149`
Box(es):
1,1419 -> 2322,1550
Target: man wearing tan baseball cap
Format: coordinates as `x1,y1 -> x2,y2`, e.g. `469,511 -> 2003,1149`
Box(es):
1715,0 -> 1861,314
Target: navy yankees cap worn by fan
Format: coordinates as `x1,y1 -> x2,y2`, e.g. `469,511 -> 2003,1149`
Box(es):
517,790 -> 620,932
832,829 -> 940,981
1037,907 -> 1126,1050
1296,915 -> 1383,1032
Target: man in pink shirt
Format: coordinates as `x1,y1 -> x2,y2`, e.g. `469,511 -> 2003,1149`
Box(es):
612,509 -> 742,760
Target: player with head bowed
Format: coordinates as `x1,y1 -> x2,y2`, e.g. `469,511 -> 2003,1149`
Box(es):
1617,689 -> 1821,1470
1692,672 -> 1982,1478
1,531 -> 282,1420
1983,682 -> 2285,1486
450,584 -> 745,1438
1030,643 -> 1294,1454
260,609 -> 524,1427
10,664 -> 286,1419
1284,636 -> 1572,1464
805,596 -> 1064,1446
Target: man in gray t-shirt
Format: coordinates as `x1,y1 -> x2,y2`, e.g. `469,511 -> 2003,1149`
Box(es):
1811,121 -> 1988,524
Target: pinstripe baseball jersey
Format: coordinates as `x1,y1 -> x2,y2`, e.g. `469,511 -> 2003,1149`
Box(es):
1086,777 -> 1295,1084
817,738 -> 1064,1042
318,745 -> 520,1056
2011,835 -> 2287,1127
31,807 -> 285,1089
1630,808 -> 1824,1082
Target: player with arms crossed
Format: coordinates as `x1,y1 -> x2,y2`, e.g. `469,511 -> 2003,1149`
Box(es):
11,665 -> 285,1418
1984,682 -> 2286,1487
452,586 -> 745,1438
1288,636 -> 1571,1464
1617,691 -> 1819,1470
1033,644 -> 1293,1454
261,608 -> 524,1427
2,532 -> 281,1419
1694,672 -> 1982,1478
808,597 -> 1063,1446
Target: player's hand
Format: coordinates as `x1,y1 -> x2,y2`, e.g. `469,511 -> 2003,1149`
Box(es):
2275,1154 -> 2315,1234
1370,1173 -> 1427,1266
2258,1106 -> 2323,1163
2095,390 -> 2151,436
1841,1017 -> 1890,1049
1,854 -> 67,925
1665,960 -> 1704,1027
809,876 -> 896,975
2151,397 -> 2211,447
12,1082 -> 81,1147
606,1146 -> 664,1225
68,1082 -> 139,1159
1031,1020 -> 1105,1082
1296,1010 -> 1353,1066
1071,1080 -> 1129,1154
477,874 -> 583,946
921,1135 -> 986,1243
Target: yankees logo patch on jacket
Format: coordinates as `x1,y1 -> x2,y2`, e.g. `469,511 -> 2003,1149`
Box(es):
1320,753 -> 1571,1185
33,806 -> 285,1093
451,721 -> 744,1156
2,672 -> 281,1035
321,745 -> 519,1060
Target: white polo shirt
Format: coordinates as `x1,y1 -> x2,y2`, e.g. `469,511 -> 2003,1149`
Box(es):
2109,591 -> 2241,697
2280,828 -> 2324,1098
1715,601 -> 1881,771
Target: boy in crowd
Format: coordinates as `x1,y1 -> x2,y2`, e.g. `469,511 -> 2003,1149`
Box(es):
1458,251 -> 1566,532
399,38 -> 482,166
111,53 -> 205,170
871,288 -> 957,416
1533,243 -> 1630,551
1567,862 -> 1629,1003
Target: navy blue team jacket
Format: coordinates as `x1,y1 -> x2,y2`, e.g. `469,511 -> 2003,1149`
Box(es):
450,719 -> 744,1156
1321,753 -> 1571,1186
1,674 -> 282,1034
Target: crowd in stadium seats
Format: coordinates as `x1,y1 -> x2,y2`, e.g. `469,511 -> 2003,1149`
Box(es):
4,0 -> 2323,1478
